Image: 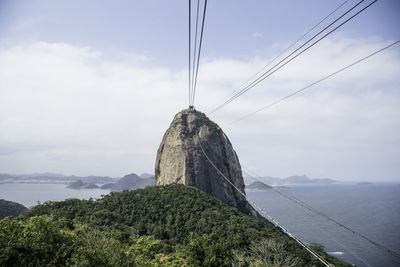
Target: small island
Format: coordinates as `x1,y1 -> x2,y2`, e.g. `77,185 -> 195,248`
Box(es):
246,181 -> 273,191
67,180 -> 99,190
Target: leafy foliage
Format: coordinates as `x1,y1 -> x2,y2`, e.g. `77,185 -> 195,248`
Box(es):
0,199 -> 27,219
0,215 -> 185,266
232,239 -> 300,267
184,232 -> 231,267
5,184 -> 351,266
0,215 -> 75,266
193,111 -> 219,132
22,185 -> 284,248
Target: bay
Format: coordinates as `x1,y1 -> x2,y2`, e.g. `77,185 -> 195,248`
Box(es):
1,183 -> 399,266
247,183 -> 400,267
0,183 -> 109,207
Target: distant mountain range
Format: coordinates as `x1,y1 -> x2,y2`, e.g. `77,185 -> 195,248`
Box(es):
108,173 -> 155,192
0,171 -> 156,192
1,172 -> 339,188
0,173 -> 116,184
67,173 -> 155,191
244,175 -> 340,186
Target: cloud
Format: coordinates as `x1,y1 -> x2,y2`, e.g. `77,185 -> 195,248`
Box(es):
0,35 -> 399,180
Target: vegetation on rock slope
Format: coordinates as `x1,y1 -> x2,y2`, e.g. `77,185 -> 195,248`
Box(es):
1,184 -> 351,266
0,199 -> 27,219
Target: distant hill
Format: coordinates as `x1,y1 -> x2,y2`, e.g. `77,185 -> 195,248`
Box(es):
0,173 -> 116,184
286,175 -> 310,184
0,199 -> 27,219
140,173 -> 154,179
246,181 -> 272,191
67,180 -> 100,189
0,172 -> 157,189
65,173 -> 155,191
111,173 -> 154,192
244,174 -> 340,186
100,183 -> 115,189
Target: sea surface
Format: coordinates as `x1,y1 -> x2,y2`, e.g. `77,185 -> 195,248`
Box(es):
0,183 -> 399,267
247,183 -> 400,267
0,183 -> 109,207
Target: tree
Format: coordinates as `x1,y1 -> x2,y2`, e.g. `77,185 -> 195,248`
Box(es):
231,239 -> 300,267
185,232 -> 231,267
67,225 -> 128,267
0,215 -> 75,266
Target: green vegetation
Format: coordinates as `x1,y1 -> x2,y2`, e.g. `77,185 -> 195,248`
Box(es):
1,184 -> 351,266
194,111 -> 219,132
0,199 -> 27,219
231,239 -> 301,267
0,215 -> 185,266
176,110 -> 219,138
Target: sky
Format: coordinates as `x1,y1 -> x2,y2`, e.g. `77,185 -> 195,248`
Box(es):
0,0 -> 399,181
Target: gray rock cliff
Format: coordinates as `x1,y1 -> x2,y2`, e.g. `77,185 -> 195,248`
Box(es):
155,109 -> 250,212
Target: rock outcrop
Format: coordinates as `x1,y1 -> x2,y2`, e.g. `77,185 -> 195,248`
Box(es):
155,109 -> 250,212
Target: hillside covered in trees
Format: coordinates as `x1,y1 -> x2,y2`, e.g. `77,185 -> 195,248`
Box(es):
1,184 -> 351,266
0,199 -> 27,219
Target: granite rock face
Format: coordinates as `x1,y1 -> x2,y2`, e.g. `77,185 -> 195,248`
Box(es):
155,109 -> 249,211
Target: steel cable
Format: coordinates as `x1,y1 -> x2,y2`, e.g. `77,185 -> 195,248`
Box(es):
208,0 -> 375,115
228,40 -> 399,125
192,0 -> 208,106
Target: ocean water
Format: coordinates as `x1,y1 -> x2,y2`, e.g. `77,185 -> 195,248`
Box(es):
1,183 -> 399,266
0,183 -> 109,207
247,183 -> 400,267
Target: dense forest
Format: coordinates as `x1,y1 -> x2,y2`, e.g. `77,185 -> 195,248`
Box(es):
0,199 -> 27,219
1,184 -> 351,266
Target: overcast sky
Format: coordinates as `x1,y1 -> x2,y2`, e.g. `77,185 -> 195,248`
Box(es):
0,0 -> 399,181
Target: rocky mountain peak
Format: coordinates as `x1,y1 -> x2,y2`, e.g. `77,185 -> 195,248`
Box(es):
155,109 -> 250,212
